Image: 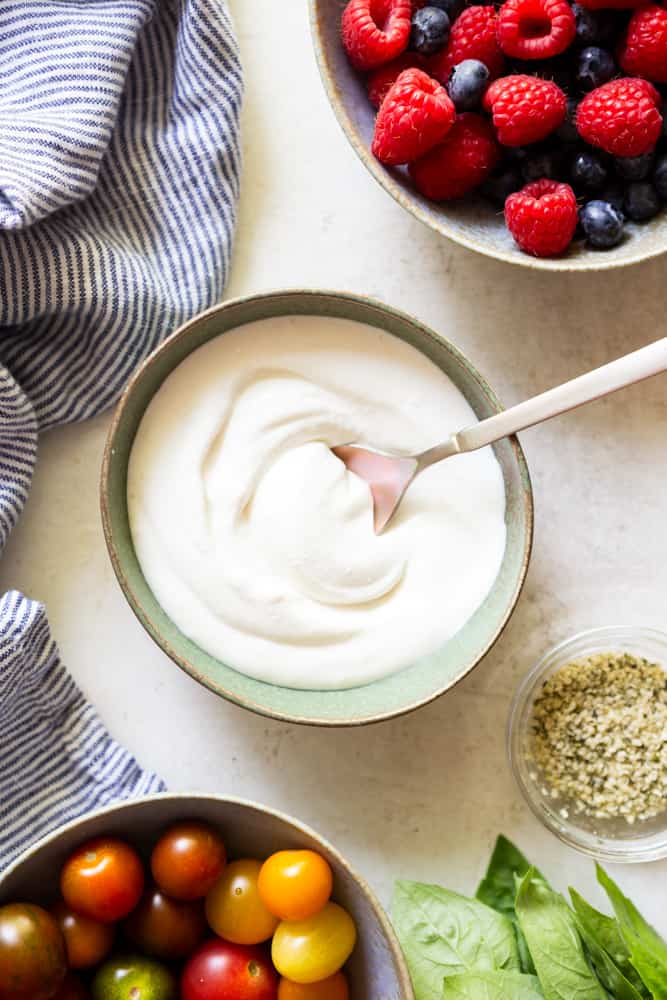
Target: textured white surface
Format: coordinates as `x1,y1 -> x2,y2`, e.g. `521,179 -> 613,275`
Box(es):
1,0 -> 666,934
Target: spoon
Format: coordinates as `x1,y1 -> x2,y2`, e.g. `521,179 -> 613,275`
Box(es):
334,337 -> 667,534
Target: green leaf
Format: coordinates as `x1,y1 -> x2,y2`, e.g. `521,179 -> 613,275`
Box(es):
515,870 -> 608,1000
443,970 -> 544,999
597,865 -> 667,1000
392,881 -> 520,1000
476,836 -> 542,916
570,888 -> 649,997
476,835 -> 546,975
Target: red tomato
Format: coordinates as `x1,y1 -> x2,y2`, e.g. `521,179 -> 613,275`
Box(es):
51,900 -> 115,968
151,821 -> 226,901
181,939 -> 278,1000
60,837 -> 144,923
0,903 -> 67,1000
123,885 -> 208,960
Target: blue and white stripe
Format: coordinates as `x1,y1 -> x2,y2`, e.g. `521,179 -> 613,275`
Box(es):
0,0 -> 242,868
0,591 -> 165,870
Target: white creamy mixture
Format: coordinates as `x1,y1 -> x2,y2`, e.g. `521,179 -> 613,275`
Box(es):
128,316 -> 507,689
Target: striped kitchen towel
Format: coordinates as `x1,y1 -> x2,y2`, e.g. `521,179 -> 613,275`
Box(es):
0,0 -> 242,870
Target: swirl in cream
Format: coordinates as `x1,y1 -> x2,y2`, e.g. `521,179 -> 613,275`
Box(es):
127,316 -> 507,689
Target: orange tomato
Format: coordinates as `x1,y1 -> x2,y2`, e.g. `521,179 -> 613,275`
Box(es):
60,838 -> 144,923
205,859 -> 279,945
151,820 -> 226,901
278,972 -> 349,1000
52,900 -> 114,969
258,851 -> 333,921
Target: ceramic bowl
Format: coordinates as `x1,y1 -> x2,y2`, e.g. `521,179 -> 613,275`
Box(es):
309,0 -> 667,272
101,289 -> 533,726
0,792 -> 414,998
508,626 -> 667,862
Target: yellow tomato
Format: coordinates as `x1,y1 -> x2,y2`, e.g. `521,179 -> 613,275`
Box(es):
205,859 -> 278,945
258,851 -> 333,921
272,903 -> 356,985
278,972 -> 349,1000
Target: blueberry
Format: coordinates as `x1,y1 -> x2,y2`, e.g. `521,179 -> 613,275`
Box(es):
599,180 -> 624,212
556,99 -> 579,144
570,151 -> 608,191
479,164 -> 523,205
623,182 -> 662,222
410,6 -> 450,55
576,47 -> 616,92
615,152 -> 655,181
653,154 -> 667,200
572,4 -> 617,46
447,59 -> 489,111
522,148 -> 565,183
580,200 -> 625,248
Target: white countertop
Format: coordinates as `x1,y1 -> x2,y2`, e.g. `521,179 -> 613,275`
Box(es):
1,0 -> 666,936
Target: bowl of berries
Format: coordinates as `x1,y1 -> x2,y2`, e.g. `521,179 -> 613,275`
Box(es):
310,0 -> 667,268
0,793 -> 413,999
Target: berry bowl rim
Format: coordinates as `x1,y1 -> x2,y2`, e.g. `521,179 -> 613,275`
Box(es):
309,0 -> 667,272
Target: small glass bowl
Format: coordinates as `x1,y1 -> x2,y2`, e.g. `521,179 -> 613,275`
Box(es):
508,626 -> 667,863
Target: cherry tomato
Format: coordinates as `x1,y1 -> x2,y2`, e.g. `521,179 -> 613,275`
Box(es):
206,859 -> 279,945
272,903 -> 356,985
278,973 -> 349,1000
182,939 -> 278,1000
60,837 -> 144,923
151,821 -> 226,901
52,900 -> 115,968
258,851 -> 333,922
52,972 -> 90,1000
92,954 -> 177,1000
124,885 -> 208,960
0,903 -> 67,1000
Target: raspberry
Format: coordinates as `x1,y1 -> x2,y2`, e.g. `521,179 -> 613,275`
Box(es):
497,0 -> 576,59
372,68 -> 456,164
429,7 -> 505,83
342,0 -> 412,71
409,112 -> 500,198
505,179 -> 578,256
619,4 -> 667,85
483,74 -> 567,146
367,52 -> 426,107
576,78 -> 663,157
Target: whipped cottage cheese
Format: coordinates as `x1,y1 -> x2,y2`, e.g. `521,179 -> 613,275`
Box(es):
127,316 -> 507,689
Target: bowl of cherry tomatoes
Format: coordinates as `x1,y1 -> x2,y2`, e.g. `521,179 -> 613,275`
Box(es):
0,794 -> 413,1000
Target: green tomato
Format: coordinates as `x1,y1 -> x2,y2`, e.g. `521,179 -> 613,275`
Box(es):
271,902 -> 356,985
91,954 -> 177,1000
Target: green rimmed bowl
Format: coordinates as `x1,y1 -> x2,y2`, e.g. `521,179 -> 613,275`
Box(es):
309,1 -> 667,272
101,289 -> 533,726
0,793 -> 414,999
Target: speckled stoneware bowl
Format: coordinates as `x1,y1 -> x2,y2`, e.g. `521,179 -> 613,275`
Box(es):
309,0 -> 667,271
0,793 -> 414,999
101,289 -> 533,726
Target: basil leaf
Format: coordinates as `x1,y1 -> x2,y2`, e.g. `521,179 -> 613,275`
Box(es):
476,836 -> 543,915
392,881 -> 520,999
476,835 -> 545,975
570,888 -> 649,997
443,970 -> 544,999
572,912 -> 645,1000
516,870 -> 608,1000
597,865 -> 667,1000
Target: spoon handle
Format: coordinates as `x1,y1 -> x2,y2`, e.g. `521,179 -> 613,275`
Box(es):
454,336 -> 667,456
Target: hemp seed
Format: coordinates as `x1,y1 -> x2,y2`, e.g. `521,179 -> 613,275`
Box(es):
529,651 -> 667,824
